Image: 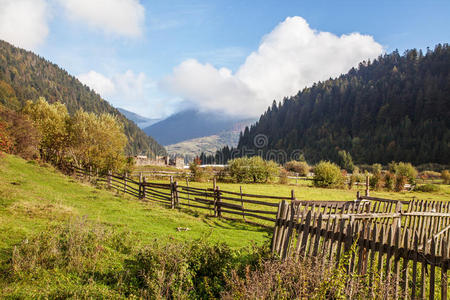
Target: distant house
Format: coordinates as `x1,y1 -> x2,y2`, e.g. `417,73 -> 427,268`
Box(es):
133,155 -> 184,169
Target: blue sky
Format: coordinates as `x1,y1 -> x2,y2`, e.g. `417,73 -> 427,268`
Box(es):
0,0 -> 449,119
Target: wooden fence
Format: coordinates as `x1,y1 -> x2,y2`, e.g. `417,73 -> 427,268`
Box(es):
272,200 -> 450,299
71,165 -> 293,227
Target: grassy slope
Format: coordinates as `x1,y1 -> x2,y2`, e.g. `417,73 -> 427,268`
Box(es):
0,155 -> 269,262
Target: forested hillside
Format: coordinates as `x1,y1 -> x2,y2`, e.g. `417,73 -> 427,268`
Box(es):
0,40 -> 166,157
229,44 -> 449,165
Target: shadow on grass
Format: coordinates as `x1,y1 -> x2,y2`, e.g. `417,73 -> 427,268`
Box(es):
178,207 -> 271,233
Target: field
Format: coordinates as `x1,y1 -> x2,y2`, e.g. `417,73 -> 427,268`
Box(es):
0,155 -> 269,259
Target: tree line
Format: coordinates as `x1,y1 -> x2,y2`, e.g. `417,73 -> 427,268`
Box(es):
207,44 -> 450,166
0,98 -> 129,172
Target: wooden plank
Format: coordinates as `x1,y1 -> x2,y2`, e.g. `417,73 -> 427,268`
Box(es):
420,234 -> 427,299
429,237 -> 436,299
369,222 -> 378,298
401,229 -> 409,298
300,210 -> 312,259
271,201 -> 283,254
312,213 -> 323,257
219,195 -> 280,207
412,231 -> 419,300
335,218 -> 346,268
441,237 -> 448,300
218,189 -> 292,200
274,201 -> 288,254
277,202 -> 291,255
393,226 -> 401,298
385,227 -> 393,283
281,202 -> 296,259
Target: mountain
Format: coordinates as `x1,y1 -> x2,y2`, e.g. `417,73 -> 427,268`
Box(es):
166,131 -> 241,159
144,109 -> 255,146
219,44 -> 450,165
117,108 -> 160,129
0,40 -> 166,157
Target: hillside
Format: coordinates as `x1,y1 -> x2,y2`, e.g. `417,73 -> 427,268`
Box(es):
232,45 -> 450,165
166,130 -> 241,159
144,109 -> 255,146
0,154 -> 267,297
0,40 -> 166,157
117,107 -> 160,129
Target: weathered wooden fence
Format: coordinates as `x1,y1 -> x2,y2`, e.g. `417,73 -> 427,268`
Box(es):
272,200 -> 450,299
71,165 -> 293,227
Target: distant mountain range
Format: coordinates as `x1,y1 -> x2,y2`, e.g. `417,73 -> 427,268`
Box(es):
117,108 -> 160,129
144,109 -> 256,146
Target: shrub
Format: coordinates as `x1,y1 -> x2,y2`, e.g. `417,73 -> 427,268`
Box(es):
390,162 -> 417,184
189,161 -> 207,182
384,172 -> 395,191
415,184 -> 440,193
442,170 -> 450,184
394,175 -> 407,192
284,160 -> 310,176
313,161 -> 345,188
419,170 -> 441,180
279,168 -> 288,184
127,239 -> 235,299
227,156 -> 279,183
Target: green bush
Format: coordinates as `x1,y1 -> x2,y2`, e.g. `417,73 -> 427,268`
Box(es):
284,160 -> 310,176
227,156 -> 279,183
313,161 -> 345,188
415,184 -> 440,193
390,162 -> 418,184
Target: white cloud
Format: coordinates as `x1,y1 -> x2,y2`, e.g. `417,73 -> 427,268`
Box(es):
58,0 -> 145,37
78,69 -> 174,118
78,70 -> 116,95
0,0 -> 49,50
162,16 -> 384,117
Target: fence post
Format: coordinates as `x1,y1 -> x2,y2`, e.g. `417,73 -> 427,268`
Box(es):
240,186 -> 245,221
142,177 -> 146,199
89,166 -> 92,181
124,172 -> 128,193
216,186 -> 221,217
107,170 -> 111,188
186,178 -> 190,205
174,181 -> 178,208
365,175 -> 370,197
170,176 -> 174,209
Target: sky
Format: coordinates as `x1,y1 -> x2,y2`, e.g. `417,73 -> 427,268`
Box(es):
0,0 -> 449,119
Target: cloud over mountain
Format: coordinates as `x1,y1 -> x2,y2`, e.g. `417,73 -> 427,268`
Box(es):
162,16 -> 384,117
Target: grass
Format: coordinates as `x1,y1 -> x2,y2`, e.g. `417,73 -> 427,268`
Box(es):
0,154 -> 269,263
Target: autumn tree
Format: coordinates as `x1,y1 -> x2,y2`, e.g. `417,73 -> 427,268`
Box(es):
22,98 -> 69,164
